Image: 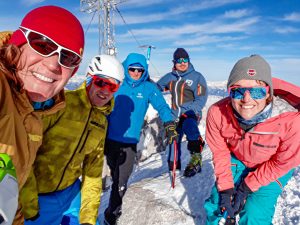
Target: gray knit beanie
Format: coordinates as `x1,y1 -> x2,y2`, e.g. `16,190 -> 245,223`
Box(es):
227,55 -> 273,96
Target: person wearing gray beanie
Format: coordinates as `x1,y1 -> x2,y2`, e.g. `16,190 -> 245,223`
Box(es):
204,55 -> 300,225
227,54 -> 273,97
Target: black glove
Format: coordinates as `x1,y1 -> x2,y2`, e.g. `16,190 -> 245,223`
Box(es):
164,121 -> 178,144
25,213 -> 40,221
187,136 -> 205,153
219,188 -> 235,218
232,181 -> 252,214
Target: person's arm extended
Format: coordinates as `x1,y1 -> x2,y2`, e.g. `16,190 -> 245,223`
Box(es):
206,104 -> 234,191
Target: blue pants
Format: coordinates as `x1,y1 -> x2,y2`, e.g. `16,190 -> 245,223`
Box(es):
168,116 -> 200,164
204,155 -> 294,225
61,191 -> 100,225
24,179 -> 81,225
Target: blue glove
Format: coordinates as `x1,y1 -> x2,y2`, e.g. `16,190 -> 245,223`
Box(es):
219,188 -> 235,218
232,181 -> 252,214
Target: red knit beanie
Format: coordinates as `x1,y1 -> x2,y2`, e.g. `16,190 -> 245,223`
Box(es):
9,5 -> 84,75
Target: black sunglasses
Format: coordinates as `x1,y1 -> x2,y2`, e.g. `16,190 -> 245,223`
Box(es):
128,67 -> 144,73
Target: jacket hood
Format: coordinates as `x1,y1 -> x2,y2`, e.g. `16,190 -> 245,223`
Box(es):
122,53 -> 149,86
172,62 -> 195,77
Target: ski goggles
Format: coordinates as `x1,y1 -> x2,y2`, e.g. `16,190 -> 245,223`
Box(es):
92,75 -> 120,92
175,58 -> 189,64
19,26 -> 82,69
128,67 -> 144,73
228,86 -> 269,100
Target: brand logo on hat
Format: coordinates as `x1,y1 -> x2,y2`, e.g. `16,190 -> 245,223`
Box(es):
247,69 -> 256,76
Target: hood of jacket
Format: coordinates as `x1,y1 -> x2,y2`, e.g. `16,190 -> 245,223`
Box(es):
122,53 -> 149,87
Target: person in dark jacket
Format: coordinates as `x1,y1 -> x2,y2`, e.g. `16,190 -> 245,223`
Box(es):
104,53 -> 177,225
157,48 -> 208,177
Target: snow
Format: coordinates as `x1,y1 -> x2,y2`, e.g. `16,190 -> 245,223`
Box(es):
66,77 -> 300,225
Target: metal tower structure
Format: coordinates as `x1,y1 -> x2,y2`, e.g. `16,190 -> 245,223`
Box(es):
80,0 -> 117,55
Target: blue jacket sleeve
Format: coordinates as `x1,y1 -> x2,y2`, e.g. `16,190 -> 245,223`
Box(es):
148,83 -> 173,123
156,73 -> 171,92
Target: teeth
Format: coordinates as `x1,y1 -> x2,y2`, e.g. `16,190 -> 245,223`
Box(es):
33,73 -> 54,83
242,105 -> 254,109
97,93 -> 106,99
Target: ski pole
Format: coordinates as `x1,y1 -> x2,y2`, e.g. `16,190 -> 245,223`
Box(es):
171,140 -> 178,189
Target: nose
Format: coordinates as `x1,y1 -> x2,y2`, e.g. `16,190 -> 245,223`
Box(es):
242,90 -> 251,102
43,53 -> 61,72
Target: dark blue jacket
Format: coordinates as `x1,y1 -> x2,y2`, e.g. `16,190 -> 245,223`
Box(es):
107,53 -> 173,144
157,63 -> 208,120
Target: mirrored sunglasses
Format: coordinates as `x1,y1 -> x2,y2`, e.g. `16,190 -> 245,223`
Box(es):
175,58 -> 189,64
19,26 -> 82,69
92,75 -> 120,92
229,86 -> 269,100
128,67 -> 144,73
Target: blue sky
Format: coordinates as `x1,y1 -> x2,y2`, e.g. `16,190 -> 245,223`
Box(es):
1,0 -> 300,85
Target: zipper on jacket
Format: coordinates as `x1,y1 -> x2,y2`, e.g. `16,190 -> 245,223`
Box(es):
78,130 -> 91,153
174,73 -> 182,117
54,109 -> 92,191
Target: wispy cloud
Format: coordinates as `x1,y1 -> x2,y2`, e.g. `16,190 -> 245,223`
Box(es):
21,0 -> 45,6
119,0 -> 173,8
115,0 -> 249,26
223,9 -> 251,19
169,0 -> 247,15
274,26 -> 300,34
283,12 -> 300,22
174,35 -> 246,46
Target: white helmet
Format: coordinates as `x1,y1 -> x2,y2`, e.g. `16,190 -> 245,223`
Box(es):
86,55 -> 124,83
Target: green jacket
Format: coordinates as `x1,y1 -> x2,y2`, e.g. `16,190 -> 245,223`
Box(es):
21,82 -> 114,224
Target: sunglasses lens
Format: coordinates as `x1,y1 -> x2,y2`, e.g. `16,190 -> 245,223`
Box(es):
60,49 -> 82,68
128,68 -> 144,73
176,58 -> 189,64
230,87 -> 267,99
93,77 -> 119,92
27,32 -> 58,56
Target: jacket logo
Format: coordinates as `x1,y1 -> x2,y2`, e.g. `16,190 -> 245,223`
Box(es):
28,134 -> 42,142
137,93 -> 143,98
247,69 -> 256,76
185,79 -> 193,86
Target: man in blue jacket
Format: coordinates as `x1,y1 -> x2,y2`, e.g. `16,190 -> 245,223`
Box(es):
104,53 -> 177,225
157,48 -> 208,177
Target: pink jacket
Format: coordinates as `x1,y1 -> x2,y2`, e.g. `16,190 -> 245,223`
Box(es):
206,78 -> 300,192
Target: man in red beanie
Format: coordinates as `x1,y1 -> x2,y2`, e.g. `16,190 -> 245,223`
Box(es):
0,5 -> 84,225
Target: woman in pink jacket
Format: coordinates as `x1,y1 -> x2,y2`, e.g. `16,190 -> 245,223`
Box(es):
204,55 -> 300,225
